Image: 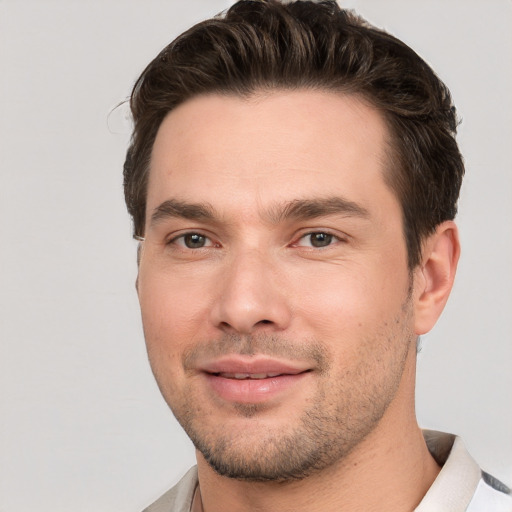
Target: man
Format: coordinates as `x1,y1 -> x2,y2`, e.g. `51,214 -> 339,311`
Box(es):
123,1 -> 511,510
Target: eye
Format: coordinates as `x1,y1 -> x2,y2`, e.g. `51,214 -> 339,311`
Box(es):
297,232 -> 337,248
172,232 -> 213,249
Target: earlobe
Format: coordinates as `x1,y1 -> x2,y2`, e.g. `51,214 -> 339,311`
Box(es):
414,221 -> 460,335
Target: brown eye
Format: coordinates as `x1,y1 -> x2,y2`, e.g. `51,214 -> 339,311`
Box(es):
180,233 -> 209,248
308,232 -> 334,247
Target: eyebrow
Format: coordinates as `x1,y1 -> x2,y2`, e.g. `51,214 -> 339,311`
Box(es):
267,197 -> 370,223
149,196 -> 369,227
150,199 -> 215,225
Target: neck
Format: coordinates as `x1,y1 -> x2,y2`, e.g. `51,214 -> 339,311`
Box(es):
195,353 -> 440,512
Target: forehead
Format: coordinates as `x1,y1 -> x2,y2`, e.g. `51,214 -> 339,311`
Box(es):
148,90 -> 393,217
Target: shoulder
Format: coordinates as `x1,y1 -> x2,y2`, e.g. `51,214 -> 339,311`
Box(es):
142,466 -> 198,512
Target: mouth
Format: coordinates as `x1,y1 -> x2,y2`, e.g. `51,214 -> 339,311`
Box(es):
199,357 -> 312,404
211,371 -> 303,380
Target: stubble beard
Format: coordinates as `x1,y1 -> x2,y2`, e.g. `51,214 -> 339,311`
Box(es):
151,300 -> 415,483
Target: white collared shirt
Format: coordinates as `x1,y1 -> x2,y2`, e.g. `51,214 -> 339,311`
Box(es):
417,430 -> 511,511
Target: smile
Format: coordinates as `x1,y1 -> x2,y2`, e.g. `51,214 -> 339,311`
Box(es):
194,355 -> 314,403
201,367 -> 310,404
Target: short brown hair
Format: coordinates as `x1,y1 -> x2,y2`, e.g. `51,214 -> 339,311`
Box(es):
124,0 -> 464,268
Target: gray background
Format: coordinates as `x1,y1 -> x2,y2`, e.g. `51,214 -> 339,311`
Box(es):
1,1 -> 511,510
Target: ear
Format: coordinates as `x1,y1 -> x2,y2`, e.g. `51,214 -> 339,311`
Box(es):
413,221 -> 460,335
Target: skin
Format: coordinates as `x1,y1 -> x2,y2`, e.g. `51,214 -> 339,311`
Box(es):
137,90 -> 460,511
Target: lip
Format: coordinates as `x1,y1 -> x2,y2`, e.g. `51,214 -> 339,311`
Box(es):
199,355 -> 312,404
200,355 -> 310,375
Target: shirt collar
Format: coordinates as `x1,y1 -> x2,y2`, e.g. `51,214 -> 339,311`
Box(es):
415,430 -> 481,511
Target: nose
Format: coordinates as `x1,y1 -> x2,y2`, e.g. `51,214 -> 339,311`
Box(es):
210,248 -> 292,335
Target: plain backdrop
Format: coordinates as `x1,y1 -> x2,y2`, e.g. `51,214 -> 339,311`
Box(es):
1,1 -> 511,511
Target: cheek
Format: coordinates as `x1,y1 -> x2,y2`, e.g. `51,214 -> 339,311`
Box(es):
294,260 -> 409,335
138,268 -> 212,356
294,263 -> 365,310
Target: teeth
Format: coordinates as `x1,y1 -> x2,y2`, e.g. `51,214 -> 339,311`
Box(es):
218,372 -> 282,379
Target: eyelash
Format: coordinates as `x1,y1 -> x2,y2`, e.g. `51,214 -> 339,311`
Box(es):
168,232 -> 216,249
293,231 -> 346,249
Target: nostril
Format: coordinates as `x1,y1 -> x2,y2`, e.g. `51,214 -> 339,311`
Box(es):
259,319 -> 272,325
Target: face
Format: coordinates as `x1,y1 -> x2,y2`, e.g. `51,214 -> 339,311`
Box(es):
137,90 -> 417,481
